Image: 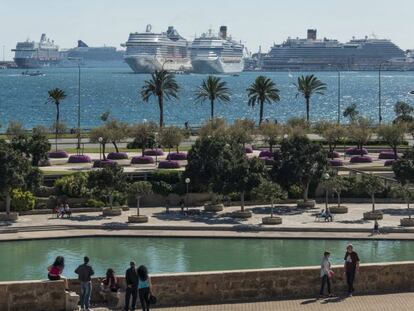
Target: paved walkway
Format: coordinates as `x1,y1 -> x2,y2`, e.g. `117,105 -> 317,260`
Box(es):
91,293 -> 414,311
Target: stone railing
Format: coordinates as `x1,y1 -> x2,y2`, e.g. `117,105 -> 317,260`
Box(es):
2,262 -> 414,311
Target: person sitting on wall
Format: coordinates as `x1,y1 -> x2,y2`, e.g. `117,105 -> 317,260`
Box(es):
64,203 -> 72,218
101,268 -> 120,293
47,255 -> 68,289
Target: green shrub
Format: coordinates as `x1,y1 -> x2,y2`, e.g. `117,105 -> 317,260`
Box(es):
151,181 -> 173,196
92,189 -> 127,206
55,173 -> 89,198
85,199 -> 105,208
11,188 -> 35,211
35,186 -> 56,198
288,185 -> 303,199
150,170 -> 182,184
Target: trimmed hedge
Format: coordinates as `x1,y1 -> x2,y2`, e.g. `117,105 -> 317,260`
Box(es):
329,159 -> 344,167
345,147 -> 368,156
259,150 -> 273,158
48,150 -> 69,158
350,156 -> 373,163
107,152 -> 129,160
166,152 -> 187,161
378,151 -> 398,160
68,155 -> 92,163
131,156 -> 155,164
158,160 -> 181,169
244,147 -> 253,154
327,151 -> 340,159
93,159 -> 118,168
144,149 -> 164,156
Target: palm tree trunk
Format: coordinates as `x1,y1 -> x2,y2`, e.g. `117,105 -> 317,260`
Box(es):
306,97 -> 310,122
259,101 -> 264,125
158,95 -> 164,128
210,99 -> 214,120
55,103 -> 60,152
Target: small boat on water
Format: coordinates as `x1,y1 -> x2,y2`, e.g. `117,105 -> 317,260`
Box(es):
21,70 -> 45,76
409,90 -> 414,95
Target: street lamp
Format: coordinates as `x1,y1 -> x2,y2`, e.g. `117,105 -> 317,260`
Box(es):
328,64 -> 341,124
324,173 -> 330,211
185,178 -> 191,209
378,61 -> 389,125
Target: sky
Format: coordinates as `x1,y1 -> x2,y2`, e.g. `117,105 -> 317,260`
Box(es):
1,0 -> 413,61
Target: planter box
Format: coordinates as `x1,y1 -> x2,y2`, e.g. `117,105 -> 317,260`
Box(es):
363,211 -> 383,220
68,155 -> 92,163
204,203 -> 224,212
329,159 -> 343,167
131,156 -> 154,165
0,212 -> 18,221
158,160 -> 180,169
350,156 -> 373,163
107,152 -> 128,160
166,152 -> 187,161
400,218 -> 414,227
128,215 -> 149,223
102,208 -> 122,217
297,200 -> 316,209
48,150 -> 69,159
144,149 -> 164,156
230,210 -> 252,219
345,147 -> 368,156
262,216 -> 282,225
329,206 -> 349,214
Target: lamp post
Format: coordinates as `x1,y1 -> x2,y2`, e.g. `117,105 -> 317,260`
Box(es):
324,173 -> 330,211
329,64 -> 341,124
378,61 -> 388,125
185,178 -> 191,209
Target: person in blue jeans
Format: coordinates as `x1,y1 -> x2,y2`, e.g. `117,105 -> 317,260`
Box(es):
137,265 -> 152,311
74,256 -> 95,311
344,244 -> 360,297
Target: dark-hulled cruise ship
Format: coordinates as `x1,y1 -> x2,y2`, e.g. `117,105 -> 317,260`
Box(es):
262,29 -> 414,71
12,34 -> 61,68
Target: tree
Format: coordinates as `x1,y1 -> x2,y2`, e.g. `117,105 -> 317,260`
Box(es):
343,103 -> 359,122
227,119 -> 255,147
220,145 -> 267,211
377,123 -> 406,159
141,70 -> 179,127
295,75 -> 326,122
159,126 -> 184,156
314,121 -> 346,158
392,184 -> 414,219
89,126 -> 110,160
46,88 -> 67,151
251,180 -> 286,217
259,122 -> 282,153
130,122 -> 158,156
10,128 -> 51,166
285,117 -> 308,138
195,75 -> 231,119
247,76 -> 280,125
105,119 -> 129,153
198,118 -> 227,139
394,101 -> 414,124
271,136 -> 328,202
6,121 -> 25,138
361,174 -> 385,213
393,150 -> 414,185
320,175 -> 349,209
127,181 -> 153,216
348,117 -> 373,155
88,166 -> 126,195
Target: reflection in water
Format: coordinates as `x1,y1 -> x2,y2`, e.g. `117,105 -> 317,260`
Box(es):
0,237 -> 413,281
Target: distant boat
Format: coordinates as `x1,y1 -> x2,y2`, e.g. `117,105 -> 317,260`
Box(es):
409,90 -> 414,95
21,70 -> 45,76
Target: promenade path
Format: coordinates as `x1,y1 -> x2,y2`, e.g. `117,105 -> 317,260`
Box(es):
92,292 -> 414,311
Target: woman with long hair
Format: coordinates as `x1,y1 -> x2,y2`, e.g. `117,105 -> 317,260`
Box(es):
137,265 -> 152,311
47,256 -> 68,289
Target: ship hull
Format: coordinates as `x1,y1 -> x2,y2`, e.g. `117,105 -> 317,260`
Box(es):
14,58 -> 60,69
191,57 -> 244,74
125,55 -> 191,73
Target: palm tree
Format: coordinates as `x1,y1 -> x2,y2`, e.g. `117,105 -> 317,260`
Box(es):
141,70 -> 179,127
247,76 -> 280,125
46,88 -> 67,151
195,76 -> 231,119
295,75 -> 327,123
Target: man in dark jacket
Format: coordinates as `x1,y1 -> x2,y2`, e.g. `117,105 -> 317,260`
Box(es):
74,256 -> 95,311
124,261 -> 139,311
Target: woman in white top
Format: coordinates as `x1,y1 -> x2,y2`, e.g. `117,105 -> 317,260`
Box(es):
319,251 -> 333,297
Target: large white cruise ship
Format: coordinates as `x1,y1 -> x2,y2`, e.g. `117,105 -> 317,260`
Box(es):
123,25 -> 191,73
190,26 -> 244,74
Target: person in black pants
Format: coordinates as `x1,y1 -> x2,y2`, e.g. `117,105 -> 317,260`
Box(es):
124,261 -> 139,311
344,244 -> 360,297
137,265 -> 152,311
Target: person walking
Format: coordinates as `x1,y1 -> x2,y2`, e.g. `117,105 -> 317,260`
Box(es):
344,244 -> 360,297
319,251 -> 333,297
124,261 -> 139,311
75,256 -> 95,311
137,265 -> 152,311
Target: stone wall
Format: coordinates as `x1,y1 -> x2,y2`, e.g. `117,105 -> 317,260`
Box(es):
67,261 -> 414,308
0,280 -> 66,311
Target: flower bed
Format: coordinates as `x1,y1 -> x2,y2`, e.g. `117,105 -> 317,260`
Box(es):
67,155 -> 92,163
259,157 -> 275,166
131,156 -> 155,164
328,159 -> 344,167
166,152 -> 187,161
378,151 -> 398,160
384,160 -> 395,167
327,151 -> 340,159
349,156 -> 373,163
48,150 -> 69,158
259,150 -> 273,158
107,152 -> 129,160
93,159 -> 117,168
345,147 -> 368,156
244,147 -> 253,154
158,160 -> 181,169
143,149 -> 164,156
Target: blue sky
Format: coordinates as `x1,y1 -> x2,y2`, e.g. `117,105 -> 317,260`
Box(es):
1,0 -> 413,60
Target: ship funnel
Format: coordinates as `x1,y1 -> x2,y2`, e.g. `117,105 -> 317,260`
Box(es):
146,24 -> 152,32
219,26 -> 227,39
307,29 -> 317,40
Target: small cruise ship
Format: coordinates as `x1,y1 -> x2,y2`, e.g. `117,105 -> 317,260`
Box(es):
190,26 -> 244,74
122,25 -> 191,73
